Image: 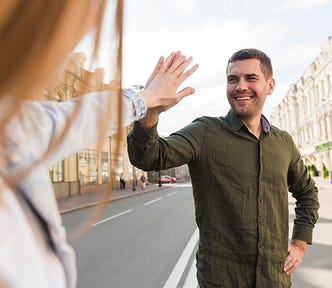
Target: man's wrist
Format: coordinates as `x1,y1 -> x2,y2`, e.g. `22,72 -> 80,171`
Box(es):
139,109 -> 160,129
290,239 -> 308,253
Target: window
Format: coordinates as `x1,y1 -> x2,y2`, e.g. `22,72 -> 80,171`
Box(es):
78,149 -> 98,185
78,149 -> 109,184
101,151 -> 109,183
111,153 -> 123,183
49,161 -> 64,182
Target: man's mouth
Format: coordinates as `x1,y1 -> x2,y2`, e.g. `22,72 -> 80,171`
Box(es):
234,94 -> 253,101
235,96 -> 251,100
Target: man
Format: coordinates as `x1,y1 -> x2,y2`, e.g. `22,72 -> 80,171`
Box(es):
127,49 -> 319,287
140,174 -> 146,190
120,173 -> 126,190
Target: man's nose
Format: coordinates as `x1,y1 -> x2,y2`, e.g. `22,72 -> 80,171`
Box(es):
235,79 -> 248,92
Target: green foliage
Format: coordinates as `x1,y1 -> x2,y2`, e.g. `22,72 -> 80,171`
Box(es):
322,163 -> 329,178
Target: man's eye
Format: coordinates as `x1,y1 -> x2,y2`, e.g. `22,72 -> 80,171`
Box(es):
228,78 -> 236,83
247,77 -> 257,81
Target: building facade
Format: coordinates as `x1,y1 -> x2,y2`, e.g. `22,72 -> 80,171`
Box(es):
42,52 -> 189,198
40,52 -> 142,197
270,36 -> 332,177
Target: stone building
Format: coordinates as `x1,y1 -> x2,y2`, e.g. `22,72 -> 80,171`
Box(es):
270,36 -> 332,177
42,52 -> 190,198
41,52 -> 141,197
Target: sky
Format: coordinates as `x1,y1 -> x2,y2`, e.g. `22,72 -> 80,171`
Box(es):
75,0 -> 332,135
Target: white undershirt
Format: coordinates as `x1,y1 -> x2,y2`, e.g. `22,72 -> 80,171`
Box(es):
0,185 -> 66,288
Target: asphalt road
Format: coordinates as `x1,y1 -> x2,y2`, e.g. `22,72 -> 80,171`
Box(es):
61,183 -> 197,288
61,178 -> 332,288
291,179 -> 332,288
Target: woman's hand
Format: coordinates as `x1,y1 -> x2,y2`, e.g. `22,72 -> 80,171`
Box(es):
140,51 -> 198,112
138,51 -> 198,129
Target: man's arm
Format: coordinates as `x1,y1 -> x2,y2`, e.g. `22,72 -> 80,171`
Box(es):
284,135 -> 319,275
127,116 -> 207,172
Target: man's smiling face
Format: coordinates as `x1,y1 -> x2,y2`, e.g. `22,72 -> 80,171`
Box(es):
226,58 -> 275,121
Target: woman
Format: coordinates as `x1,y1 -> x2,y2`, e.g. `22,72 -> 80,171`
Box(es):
0,1 -> 198,287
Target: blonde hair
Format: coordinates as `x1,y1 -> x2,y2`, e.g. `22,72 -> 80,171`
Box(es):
0,0 -> 124,235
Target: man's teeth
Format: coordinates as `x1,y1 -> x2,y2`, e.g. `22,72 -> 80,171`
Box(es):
236,96 -> 251,100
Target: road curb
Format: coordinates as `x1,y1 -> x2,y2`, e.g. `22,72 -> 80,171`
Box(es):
59,185 -> 168,214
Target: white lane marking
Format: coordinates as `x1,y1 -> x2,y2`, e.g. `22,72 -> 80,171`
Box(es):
167,192 -> 177,197
92,209 -> 133,227
183,258 -> 198,288
163,228 -> 199,288
144,197 -> 163,206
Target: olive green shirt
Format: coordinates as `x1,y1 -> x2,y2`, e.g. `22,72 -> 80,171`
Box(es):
127,109 -> 319,287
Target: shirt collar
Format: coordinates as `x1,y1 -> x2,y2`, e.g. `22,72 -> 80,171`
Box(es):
225,109 -> 271,133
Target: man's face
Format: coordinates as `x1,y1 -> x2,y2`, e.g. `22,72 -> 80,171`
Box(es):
226,58 -> 275,121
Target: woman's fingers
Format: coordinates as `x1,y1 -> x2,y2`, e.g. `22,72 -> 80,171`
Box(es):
145,56 -> 164,88
179,61 -> 199,81
159,51 -> 198,81
176,87 -> 196,101
168,54 -> 186,73
160,52 -> 177,74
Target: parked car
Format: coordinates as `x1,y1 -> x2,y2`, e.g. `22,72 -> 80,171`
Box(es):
158,175 -> 177,183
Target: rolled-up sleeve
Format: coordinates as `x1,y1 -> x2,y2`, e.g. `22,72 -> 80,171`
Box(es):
288,138 -> 319,244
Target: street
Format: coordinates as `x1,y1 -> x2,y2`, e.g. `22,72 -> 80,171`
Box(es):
61,179 -> 332,288
291,177 -> 332,288
62,183 -> 197,288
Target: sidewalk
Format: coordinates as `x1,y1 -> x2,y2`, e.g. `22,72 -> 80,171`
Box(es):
313,176 -> 332,192
57,182 -> 166,214
57,176 -> 331,215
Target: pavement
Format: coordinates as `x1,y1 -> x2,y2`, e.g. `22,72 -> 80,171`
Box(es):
57,176 -> 332,215
312,175 -> 332,194
57,182 -> 167,214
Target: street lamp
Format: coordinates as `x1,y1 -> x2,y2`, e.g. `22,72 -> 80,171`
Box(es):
132,165 -> 136,191
158,170 -> 162,187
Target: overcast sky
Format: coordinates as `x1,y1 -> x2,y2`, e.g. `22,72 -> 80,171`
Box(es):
76,0 -> 332,135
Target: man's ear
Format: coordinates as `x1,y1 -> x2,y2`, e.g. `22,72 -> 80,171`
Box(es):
267,78 -> 275,95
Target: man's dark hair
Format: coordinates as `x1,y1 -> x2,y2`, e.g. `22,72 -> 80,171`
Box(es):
227,48 -> 273,79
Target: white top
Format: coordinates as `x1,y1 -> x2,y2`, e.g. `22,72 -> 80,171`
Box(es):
0,89 -> 147,287
0,182 -> 66,288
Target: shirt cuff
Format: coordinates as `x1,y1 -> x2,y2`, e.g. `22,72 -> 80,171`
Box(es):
122,88 -> 147,120
131,121 -> 158,144
292,225 -> 313,244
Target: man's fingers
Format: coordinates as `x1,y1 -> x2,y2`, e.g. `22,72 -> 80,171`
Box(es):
284,245 -> 302,275
284,260 -> 299,276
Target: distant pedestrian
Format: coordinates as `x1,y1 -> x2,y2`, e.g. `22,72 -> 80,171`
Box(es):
140,174 -> 146,190
120,173 -> 126,190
